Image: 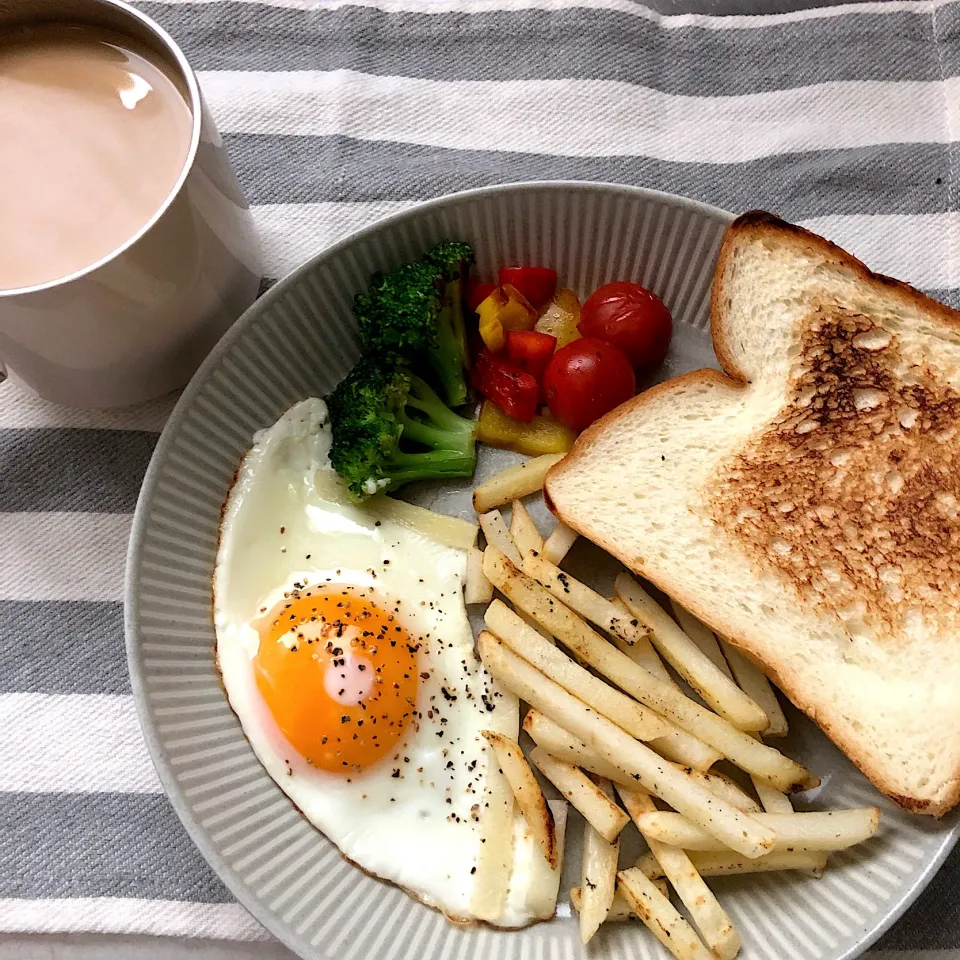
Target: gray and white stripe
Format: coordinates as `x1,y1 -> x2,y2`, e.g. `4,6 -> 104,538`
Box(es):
4,0 -> 960,947
138,1 -> 947,88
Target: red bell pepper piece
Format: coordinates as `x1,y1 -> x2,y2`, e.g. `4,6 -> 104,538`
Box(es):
471,348 -> 539,423
497,266 -> 558,308
505,329 -> 557,382
466,279 -> 496,313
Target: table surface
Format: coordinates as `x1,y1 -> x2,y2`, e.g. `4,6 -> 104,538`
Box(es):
0,935 -> 290,959
10,0 -> 943,955
544,0 -> 852,10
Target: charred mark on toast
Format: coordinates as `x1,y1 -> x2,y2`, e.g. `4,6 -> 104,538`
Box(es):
887,792 -> 933,814
708,307 -> 960,637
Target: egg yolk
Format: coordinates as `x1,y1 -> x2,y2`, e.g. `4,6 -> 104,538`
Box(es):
254,588 -> 419,773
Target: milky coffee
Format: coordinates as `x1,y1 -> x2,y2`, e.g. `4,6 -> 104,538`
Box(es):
0,23 -> 193,291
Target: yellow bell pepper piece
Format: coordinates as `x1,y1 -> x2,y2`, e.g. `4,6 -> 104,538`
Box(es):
476,285 -> 539,352
498,284 -> 539,332
477,294 -> 505,352
477,400 -> 576,456
535,288 -> 581,347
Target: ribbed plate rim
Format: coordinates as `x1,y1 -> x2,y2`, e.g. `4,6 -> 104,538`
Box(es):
124,180 -> 959,960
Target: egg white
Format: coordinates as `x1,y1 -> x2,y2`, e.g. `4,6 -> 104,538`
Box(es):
214,399 -> 555,925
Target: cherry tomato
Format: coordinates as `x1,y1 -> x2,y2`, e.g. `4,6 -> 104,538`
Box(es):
579,281 -> 673,370
466,280 -> 496,313
542,338 -> 636,432
498,266 -> 557,308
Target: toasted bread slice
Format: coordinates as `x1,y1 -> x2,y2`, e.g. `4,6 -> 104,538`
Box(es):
546,211 -> 960,815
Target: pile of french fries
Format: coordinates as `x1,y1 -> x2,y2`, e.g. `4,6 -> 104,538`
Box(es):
468,455 -> 881,956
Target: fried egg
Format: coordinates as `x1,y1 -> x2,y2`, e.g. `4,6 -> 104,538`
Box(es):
214,399 -> 562,925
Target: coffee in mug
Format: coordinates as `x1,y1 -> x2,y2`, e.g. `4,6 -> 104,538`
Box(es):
0,0 -> 261,409
0,23 -> 194,291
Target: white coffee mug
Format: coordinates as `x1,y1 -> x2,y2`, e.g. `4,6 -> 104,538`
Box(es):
0,0 -> 262,408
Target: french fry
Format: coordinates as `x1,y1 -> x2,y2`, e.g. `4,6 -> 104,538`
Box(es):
482,731 -> 557,868
477,632 -> 777,858
618,868 -> 714,960
754,781 -> 795,815
609,609 -> 723,771
362,501 -> 476,551
674,766 -> 762,814
523,549 -> 649,645
720,639 -> 789,738
465,545 -> 493,605
509,499 -> 544,557
618,785 -> 741,960
616,575 -> 768,733
473,454 -> 565,513
542,522 -> 578,564
311,471 -> 479,550
738,784 -> 824,874
485,548 -> 817,792
522,709 -> 760,813
709,629 -> 791,806
652,729 -> 722,772
516,605 -> 553,641
670,601 -> 735,678
571,885 -> 658,920
611,600 -> 676,683
524,707 -> 639,782
579,777 -> 620,943
707,628 -> 793,808
528,746 -> 629,842
487,549 -> 727,772
524,798 -> 568,920
470,736 -> 515,921
633,808 -> 880,853
485,600 -> 668,741
637,849 -> 829,879
478,510 -> 522,567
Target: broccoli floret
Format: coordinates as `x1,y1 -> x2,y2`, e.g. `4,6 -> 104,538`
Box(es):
326,354 -> 478,500
354,242 -> 475,407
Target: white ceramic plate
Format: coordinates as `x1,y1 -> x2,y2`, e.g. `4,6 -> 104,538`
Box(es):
126,182 -> 957,960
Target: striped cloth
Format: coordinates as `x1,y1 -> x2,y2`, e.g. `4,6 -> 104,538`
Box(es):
3,0 -> 960,949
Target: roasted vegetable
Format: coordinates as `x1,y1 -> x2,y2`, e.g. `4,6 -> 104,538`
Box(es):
535,288 -> 582,348
498,266 -> 558,308
477,400 -> 576,456
505,329 -> 557,383
472,349 -> 539,423
476,284 -> 538,352
354,241 -> 474,407
326,354 -> 478,499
